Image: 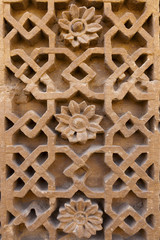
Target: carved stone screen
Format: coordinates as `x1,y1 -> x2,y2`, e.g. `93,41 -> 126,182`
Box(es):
0,0 -> 160,239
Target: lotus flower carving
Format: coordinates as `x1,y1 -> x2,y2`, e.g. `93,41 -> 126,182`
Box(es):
58,198 -> 103,238
55,100 -> 103,144
58,4 -> 102,48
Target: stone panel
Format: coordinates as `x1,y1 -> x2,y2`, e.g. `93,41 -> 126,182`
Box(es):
0,0 -> 159,239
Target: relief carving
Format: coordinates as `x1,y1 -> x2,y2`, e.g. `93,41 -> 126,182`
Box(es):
58,198 -> 103,238
0,0 -> 159,239
55,100 -> 103,143
58,4 -> 102,48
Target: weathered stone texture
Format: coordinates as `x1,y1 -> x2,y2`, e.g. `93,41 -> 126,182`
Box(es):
0,0 -> 160,239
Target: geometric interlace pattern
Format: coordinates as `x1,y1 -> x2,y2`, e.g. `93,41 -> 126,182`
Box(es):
0,0 -> 160,239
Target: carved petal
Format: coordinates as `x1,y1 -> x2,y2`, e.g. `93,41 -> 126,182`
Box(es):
82,7 -> 95,21
76,198 -> 85,211
63,127 -> 75,138
87,23 -> 102,33
93,15 -> 102,23
69,100 -> 80,115
84,229 -> 92,238
70,200 -> 76,208
58,213 -> 72,222
85,222 -> 97,235
64,203 -> 76,214
94,224 -> 103,231
70,4 -> 79,19
79,101 -> 87,111
74,225 -> 84,238
68,134 -> 78,143
94,210 -> 103,217
88,33 -> 99,41
59,208 -> 68,215
83,105 -> 95,119
87,131 -> 96,140
59,19 -> 70,30
77,34 -> 90,44
71,39 -> 80,48
55,122 -> 67,132
56,114 -> 70,124
77,131 -> 87,143
88,123 -> 103,133
65,33 -> 74,40
79,6 -> 87,18
86,204 -> 98,215
64,222 -> 76,233
88,215 -> 103,224
90,114 -> 103,124
58,222 -> 67,230
62,11 -> 71,20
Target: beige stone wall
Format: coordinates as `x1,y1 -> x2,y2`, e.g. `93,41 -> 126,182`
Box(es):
0,0 -> 160,239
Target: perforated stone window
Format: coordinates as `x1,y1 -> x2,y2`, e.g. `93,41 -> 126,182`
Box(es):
0,0 -> 160,239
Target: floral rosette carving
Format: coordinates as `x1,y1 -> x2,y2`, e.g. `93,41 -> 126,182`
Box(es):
58,4 -> 102,48
58,198 -> 103,238
55,100 -> 103,144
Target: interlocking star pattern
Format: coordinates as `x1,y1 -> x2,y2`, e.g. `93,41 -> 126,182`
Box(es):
0,0 -> 159,239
